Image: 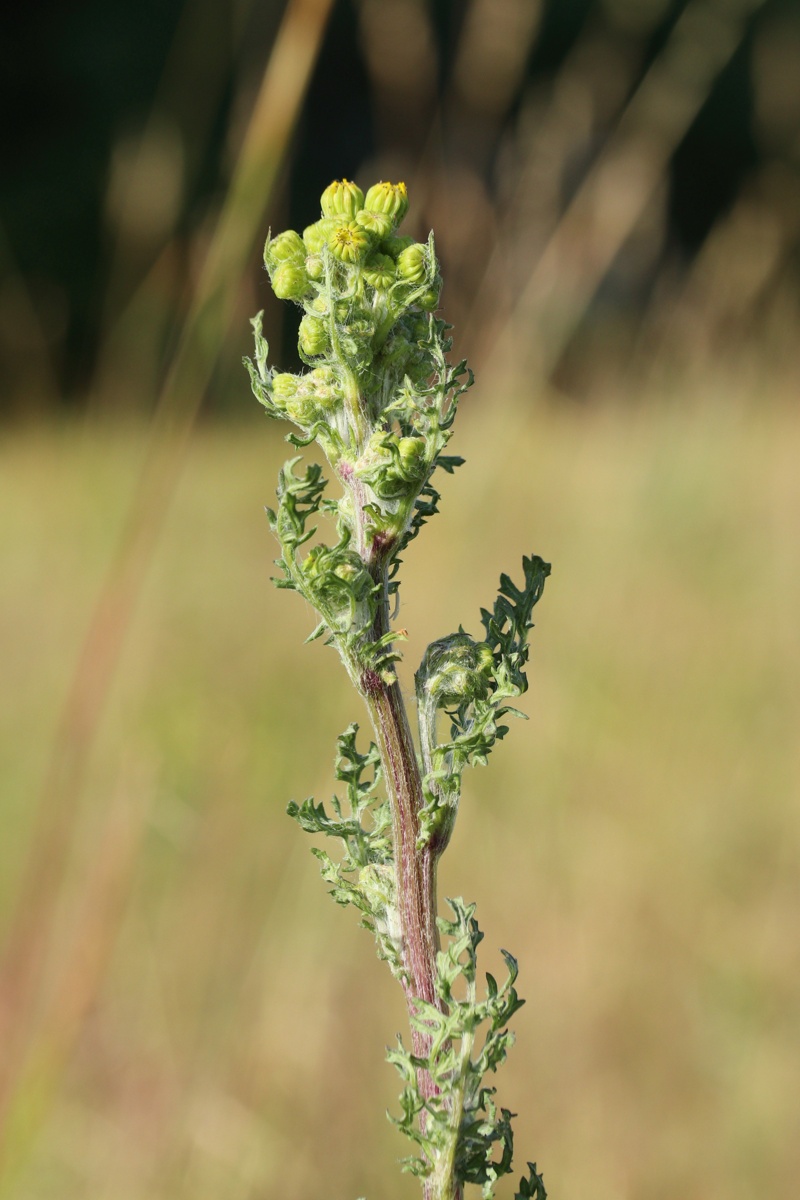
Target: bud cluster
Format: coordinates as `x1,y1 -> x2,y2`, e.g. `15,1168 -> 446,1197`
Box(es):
261,178 -> 438,326
246,178 -> 469,669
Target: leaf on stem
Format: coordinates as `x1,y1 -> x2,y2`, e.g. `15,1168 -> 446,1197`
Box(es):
415,555 -> 551,853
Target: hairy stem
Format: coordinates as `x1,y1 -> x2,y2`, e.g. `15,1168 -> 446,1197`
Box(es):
364,671 -> 439,1021
356,575 -> 450,1199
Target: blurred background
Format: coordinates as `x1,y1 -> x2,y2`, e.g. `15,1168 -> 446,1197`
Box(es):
1,0 -> 799,1197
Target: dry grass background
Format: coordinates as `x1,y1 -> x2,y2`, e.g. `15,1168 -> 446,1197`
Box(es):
2,386 -> 799,1199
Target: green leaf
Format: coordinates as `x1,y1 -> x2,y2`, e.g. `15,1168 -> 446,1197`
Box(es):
386,898 -> 535,1198
287,725 -> 401,975
515,1162 -> 548,1200
415,556 -> 550,854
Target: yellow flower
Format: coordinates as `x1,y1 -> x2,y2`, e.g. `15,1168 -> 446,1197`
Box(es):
363,181 -> 408,223
320,179 -> 365,221
328,222 -> 371,263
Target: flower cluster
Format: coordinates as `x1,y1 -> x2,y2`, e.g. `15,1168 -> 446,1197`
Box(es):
246,179 -> 468,625
263,184 -> 440,378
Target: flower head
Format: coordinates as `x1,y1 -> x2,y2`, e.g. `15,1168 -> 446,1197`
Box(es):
305,254 -> 324,280
417,282 -> 441,311
271,372 -> 299,408
306,366 -> 341,409
397,436 -> 427,481
329,222 -> 371,263
381,234 -> 414,260
355,210 -> 394,238
271,261 -> 311,301
363,252 -> 396,290
421,634 -> 496,707
320,179 -> 365,221
363,181 -> 408,224
303,217 -> 340,254
264,229 -> 305,272
298,314 -> 329,357
396,243 -> 428,284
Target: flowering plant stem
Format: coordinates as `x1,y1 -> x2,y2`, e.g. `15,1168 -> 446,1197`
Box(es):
246,178 -> 549,1200
361,647 -> 441,1087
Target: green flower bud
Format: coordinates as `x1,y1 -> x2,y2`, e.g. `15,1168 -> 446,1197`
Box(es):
355,431 -> 393,487
396,243 -> 428,284
355,210 -> 394,239
422,634 -> 495,708
264,229 -> 305,271
305,254 -> 324,280
338,316 -> 375,365
320,179 -> 364,221
301,546 -> 375,628
397,436 -> 427,481
272,374 -> 316,426
273,368 -> 341,425
308,364 -> 336,384
382,315 -> 436,382
306,366 -> 342,410
363,181 -> 409,224
381,234 -> 414,260
333,558 -> 363,585
355,431 -> 427,500
417,282 -> 441,311
271,261 -> 311,301
298,314 -> 329,357
270,372 -> 299,409
309,295 -> 350,320
363,252 -> 396,290
303,217 -> 340,254
329,221 -> 371,263
284,395 -> 316,425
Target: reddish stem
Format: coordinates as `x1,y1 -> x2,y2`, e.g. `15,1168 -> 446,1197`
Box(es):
360,657 -> 442,1089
